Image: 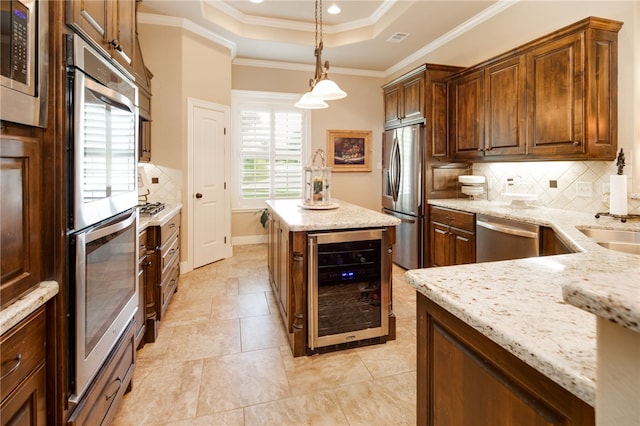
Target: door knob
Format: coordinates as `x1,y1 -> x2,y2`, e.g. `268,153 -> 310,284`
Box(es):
195,193 -> 203,199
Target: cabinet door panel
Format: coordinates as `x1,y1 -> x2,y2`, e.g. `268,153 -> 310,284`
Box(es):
485,57 -> 526,156
1,136 -> 41,308
112,0 -> 135,67
451,70 -> 484,159
401,74 -> 425,123
67,0 -> 109,48
452,229 -> 475,265
383,87 -> 401,127
527,33 -> 584,156
430,80 -> 449,158
430,223 -> 450,267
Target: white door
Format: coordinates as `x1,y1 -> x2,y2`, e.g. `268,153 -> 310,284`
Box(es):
189,100 -> 231,269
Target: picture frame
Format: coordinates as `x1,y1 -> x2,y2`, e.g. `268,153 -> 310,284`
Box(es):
326,130 -> 372,172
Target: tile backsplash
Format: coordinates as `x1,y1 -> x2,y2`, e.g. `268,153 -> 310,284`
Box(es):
138,163 -> 182,204
472,161 -> 640,215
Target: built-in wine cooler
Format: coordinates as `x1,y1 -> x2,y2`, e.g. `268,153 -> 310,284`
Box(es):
308,229 -> 390,351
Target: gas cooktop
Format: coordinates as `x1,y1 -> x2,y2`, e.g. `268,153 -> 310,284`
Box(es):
138,202 -> 165,216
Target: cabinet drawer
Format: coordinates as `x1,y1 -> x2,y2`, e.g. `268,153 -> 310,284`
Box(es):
67,321 -> 135,426
159,261 -> 180,318
160,213 -> 180,247
160,233 -> 180,274
430,206 -> 475,232
0,306 -> 46,401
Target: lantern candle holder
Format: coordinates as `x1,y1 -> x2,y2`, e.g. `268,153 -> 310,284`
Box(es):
303,149 -> 332,206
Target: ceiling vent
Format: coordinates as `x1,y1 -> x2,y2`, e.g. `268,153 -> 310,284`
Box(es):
386,32 -> 409,43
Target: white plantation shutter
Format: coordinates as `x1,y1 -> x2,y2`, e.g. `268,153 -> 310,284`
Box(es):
233,91 -> 309,210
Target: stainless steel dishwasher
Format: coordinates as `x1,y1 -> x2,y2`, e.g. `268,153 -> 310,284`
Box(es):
476,214 -> 540,263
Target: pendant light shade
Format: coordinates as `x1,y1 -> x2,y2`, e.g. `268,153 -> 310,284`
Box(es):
295,92 -> 328,109
311,78 -> 346,100
295,0 -> 347,109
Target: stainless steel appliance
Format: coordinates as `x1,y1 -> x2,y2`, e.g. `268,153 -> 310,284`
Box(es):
66,34 -> 138,232
66,34 -> 139,403
0,0 -> 48,127
476,214 -> 540,263
68,209 -> 138,403
382,124 -> 423,269
307,229 -> 390,351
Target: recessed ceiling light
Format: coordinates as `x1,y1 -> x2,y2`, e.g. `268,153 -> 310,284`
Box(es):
249,0 -> 263,3
327,4 -> 341,14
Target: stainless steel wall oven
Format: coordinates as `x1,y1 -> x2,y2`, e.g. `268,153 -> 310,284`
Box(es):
65,33 -> 138,403
308,229 -> 389,351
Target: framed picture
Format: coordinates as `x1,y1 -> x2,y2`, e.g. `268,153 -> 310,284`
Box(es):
326,130 -> 372,172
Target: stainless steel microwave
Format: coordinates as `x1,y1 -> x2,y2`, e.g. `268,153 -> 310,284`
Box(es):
0,0 -> 48,127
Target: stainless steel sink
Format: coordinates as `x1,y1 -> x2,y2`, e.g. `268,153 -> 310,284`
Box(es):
579,228 -> 640,255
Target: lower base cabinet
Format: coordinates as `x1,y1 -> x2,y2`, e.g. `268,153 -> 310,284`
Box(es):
417,293 -> 594,425
66,321 -> 135,426
0,307 -> 47,426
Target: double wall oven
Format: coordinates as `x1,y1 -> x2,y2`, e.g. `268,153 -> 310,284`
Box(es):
65,34 -> 139,403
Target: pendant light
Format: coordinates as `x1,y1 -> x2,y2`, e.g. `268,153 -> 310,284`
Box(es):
295,0 -> 347,109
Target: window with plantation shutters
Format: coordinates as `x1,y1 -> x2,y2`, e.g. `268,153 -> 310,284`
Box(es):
232,91 -> 310,210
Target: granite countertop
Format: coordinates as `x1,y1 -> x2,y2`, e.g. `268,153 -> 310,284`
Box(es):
138,203 -> 182,232
265,199 -> 401,231
405,199 -> 640,407
0,281 -> 59,335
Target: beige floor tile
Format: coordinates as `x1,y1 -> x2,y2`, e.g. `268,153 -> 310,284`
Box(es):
282,349 -> 373,395
160,295 -> 213,328
112,360 -> 204,425
333,371 -> 416,426
197,347 -> 291,415
165,409 -> 244,426
244,389 -> 350,425
183,276 -> 240,299
210,292 -> 270,320
241,313 -> 289,352
355,326 -> 416,379
165,319 -> 241,361
238,272 -> 271,294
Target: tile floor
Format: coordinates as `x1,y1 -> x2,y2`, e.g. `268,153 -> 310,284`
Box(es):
113,244 -> 416,425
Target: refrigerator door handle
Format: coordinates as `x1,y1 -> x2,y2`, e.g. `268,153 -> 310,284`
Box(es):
390,134 -> 401,202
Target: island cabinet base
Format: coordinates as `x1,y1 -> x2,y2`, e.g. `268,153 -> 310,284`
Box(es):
268,216 -> 396,357
417,293 -> 594,426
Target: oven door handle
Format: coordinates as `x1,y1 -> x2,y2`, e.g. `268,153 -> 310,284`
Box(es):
84,77 -> 135,114
85,211 -> 136,243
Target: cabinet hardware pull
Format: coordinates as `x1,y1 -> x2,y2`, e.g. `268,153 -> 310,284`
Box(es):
168,223 -> 176,228
573,140 -> 580,146
105,376 -> 123,401
1,353 -> 23,380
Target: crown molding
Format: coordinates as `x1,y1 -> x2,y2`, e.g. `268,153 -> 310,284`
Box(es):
138,12 -> 237,57
386,0 -> 520,75
232,58 -> 385,79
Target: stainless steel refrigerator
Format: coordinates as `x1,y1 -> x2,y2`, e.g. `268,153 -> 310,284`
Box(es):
382,124 -> 423,270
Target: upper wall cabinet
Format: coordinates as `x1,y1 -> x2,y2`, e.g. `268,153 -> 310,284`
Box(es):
67,0 -> 136,72
449,17 -> 622,162
383,66 -> 426,129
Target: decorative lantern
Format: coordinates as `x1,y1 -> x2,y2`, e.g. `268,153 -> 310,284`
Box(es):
303,149 -> 332,206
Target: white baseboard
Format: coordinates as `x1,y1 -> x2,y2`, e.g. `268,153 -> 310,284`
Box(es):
232,235 -> 268,245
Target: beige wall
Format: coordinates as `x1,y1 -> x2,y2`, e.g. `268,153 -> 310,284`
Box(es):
231,66 -> 385,240
138,23 -> 233,262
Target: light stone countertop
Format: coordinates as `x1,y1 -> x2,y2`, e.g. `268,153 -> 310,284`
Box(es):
265,199 -> 401,231
404,198 -> 640,406
0,281 -> 59,335
138,203 -> 182,232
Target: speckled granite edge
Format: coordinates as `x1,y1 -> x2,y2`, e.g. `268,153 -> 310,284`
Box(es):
0,281 -> 59,335
138,203 -> 182,231
428,199 -> 640,333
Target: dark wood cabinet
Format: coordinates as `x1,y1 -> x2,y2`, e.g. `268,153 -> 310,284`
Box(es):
67,0 -> 136,71
449,17 -> 622,162
1,127 -> 43,309
145,211 -> 181,322
0,307 -> 47,426
382,66 -> 426,129
429,206 -> 475,267
450,69 -> 484,160
417,293 -> 594,426
267,214 -> 290,322
135,228 -> 149,349
138,90 -> 152,163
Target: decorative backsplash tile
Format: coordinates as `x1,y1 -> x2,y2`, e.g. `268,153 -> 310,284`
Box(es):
138,163 -> 182,204
472,161 -> 640,215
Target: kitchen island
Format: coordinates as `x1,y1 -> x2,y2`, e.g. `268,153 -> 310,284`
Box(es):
265,199 -> 401,357
406,199 -> 640,425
